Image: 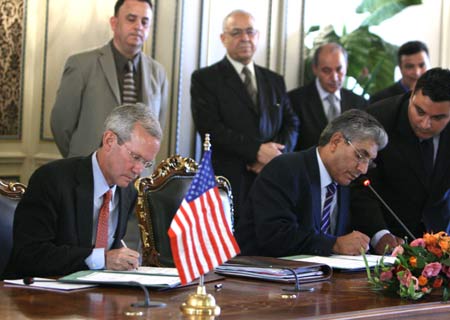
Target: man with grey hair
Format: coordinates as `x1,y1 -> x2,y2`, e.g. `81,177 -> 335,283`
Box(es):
191,9 -> 299,216
6,103 -> 161,278
289,42 -> 368,151
235,109 -> 387,257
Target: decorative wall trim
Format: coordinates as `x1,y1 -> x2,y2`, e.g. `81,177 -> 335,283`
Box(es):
39,0 -> 51,141
265,0 -> 273,68
0,0 -> 26,139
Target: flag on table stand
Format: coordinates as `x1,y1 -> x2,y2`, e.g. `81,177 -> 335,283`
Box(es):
168,149 -> 240,285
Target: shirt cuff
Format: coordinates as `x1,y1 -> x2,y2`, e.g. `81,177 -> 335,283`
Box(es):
85,248 -> 105,270
371,229 -> 390,249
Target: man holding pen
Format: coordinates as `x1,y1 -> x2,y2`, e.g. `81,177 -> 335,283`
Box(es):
6,103 -> 162,277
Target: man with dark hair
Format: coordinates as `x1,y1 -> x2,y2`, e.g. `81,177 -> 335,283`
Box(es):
236,109 -> 388,257
51,0 -> 167,158
351,68 -> 450,254
370,41 -> 430,103
288,42 -> 368,151
7,103 -> 162,277
191,10 -> 299,215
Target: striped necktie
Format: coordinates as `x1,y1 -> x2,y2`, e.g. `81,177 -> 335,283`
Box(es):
122,60 -> 137,104
95,190 -> 112,249
321,183 -> 337,234
242,66 -> 257,106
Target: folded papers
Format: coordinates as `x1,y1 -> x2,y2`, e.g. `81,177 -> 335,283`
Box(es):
215,256 -> 332,283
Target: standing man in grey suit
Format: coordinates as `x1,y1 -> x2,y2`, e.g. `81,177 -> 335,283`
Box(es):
289,43 -> 367,151
191,10 -> 299,216
51,0 -> 167,158
7,104 -> 162,277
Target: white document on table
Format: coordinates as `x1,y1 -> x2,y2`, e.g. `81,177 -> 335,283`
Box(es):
287,254 -> 396,270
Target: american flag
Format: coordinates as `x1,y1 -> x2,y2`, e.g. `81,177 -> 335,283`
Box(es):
168,150 -> 240,284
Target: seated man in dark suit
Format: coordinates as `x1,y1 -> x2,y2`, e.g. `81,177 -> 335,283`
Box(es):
236,109 -> 388,257
288,43 -> 368,151
6,103 -> 162,277
370,41 -> 430,104
351,68 -> 450,254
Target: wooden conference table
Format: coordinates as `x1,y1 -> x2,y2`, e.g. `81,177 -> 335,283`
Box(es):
1,271 -> 450,320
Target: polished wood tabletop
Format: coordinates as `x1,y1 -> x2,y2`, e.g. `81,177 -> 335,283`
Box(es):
1,271 -> 450,319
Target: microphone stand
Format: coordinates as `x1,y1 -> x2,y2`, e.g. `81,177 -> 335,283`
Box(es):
128,281 -> 166,308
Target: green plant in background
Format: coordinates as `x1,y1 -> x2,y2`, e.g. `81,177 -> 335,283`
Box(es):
303,0 -> 422,96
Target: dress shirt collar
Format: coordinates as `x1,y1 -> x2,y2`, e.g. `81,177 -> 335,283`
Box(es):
92,152 -> 117,200
315,77 -> 341,102
226,54 -> 256,77
316,148 -> 334,190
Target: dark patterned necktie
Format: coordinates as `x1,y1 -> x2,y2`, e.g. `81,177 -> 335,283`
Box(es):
122,60 -> 137,104
242,66 -> 257,106
321,183 -> 337,234
420,138 -> 434,176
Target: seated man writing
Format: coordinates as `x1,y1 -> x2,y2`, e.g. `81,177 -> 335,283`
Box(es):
6,103 -> 161,277
235,109 -> 388,257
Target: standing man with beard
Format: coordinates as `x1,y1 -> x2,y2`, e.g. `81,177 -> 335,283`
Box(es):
289,43 -> 367,151
51,0 -> 167,159
191,10 -> 299,216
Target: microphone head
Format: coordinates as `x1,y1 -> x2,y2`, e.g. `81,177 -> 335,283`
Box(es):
363,179 -> 371,187
23,277 -> 35,285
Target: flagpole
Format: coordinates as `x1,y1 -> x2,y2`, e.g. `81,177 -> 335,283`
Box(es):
179,133 -> 221,317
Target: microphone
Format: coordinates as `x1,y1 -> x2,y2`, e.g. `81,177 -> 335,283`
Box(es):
363,179 -> 416,240
128,281 -> 166,308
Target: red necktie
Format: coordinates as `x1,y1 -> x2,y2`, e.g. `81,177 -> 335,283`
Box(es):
95,190 -> 112,249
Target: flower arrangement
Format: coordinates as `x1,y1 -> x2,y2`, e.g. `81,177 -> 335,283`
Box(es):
364,232 -> 450,300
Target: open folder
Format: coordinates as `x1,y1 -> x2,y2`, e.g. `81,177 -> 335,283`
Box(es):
215,256 -> 332,283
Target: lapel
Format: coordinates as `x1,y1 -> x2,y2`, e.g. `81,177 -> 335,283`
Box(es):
304,149 -> 322,230
220,58 -> 258,115
393,101 -> 430,188
75,157 -> 95,247
431,125 -> 450,194
98,44 -> 121,104
335,186 -> 349,235
114,187 -> 131,243
340,89 -> 352,112
308,82 -> 328,129
140,53 -> 153,107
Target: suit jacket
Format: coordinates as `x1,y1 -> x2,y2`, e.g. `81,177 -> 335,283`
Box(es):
51,42 -> 168,158
6,156 -> 137,277
369,81 -> 407,104
288,81 -> 368,150
235,148 -> 351,257
350,93 -> 450,239
191,57 -> 299,213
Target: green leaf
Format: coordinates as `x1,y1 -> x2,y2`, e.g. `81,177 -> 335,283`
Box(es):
356,0 -> 422,26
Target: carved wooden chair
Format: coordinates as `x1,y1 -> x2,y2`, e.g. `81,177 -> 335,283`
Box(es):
0,179 -> 26,277
134,155 -> 234,267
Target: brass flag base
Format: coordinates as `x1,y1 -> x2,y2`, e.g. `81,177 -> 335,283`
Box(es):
180,285 -> 221,317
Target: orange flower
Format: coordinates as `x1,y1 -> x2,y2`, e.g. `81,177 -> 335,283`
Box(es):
424,233 -> 438,246
418,275 -> 428,286
433,277 -> 443,288
427,245 -> 443,258
409,256 -> 417,268
439,239 -> 450,252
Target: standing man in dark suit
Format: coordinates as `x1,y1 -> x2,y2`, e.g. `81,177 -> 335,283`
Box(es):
370,41 -> 430,104
7,104 -> 162,277
236,110 -> 387,257
190,10 -> 299,215
351,68 -> 450,255
51,0 -> 167,158
289,43 -> 367,151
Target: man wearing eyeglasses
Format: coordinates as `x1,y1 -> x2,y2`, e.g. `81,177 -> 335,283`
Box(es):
191,10 -> 299,217
235,110 -> 388,257
6,103 -> 161,278
351,68 -> 450,254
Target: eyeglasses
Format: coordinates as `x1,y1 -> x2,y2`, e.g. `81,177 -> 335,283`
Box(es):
114,132 -> 154,168
224,28 -> 258,38
344,138 -> 376,169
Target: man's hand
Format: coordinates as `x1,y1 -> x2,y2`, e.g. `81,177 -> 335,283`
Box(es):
374,233 -> 404,255
333,231 -> 370,255
256,142 -> 284,165
106,247 -> 140,270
